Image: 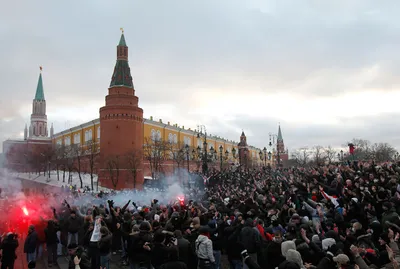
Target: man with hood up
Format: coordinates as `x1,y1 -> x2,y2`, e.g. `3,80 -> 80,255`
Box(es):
195,226 -> 215,269
24,225 -> 38,263
0,232 -> 19,268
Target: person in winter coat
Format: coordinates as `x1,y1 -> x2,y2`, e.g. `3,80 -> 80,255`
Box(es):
238,218 -> 261,268
66,210 -> 82,245
44,220 -> 59,267
98,226 -> 112,269
195,226 -> 215,269
67,243 -> 91,269
24,225 -> 38,263
160,247 -> 188,269
0,232 -> 19,269
174,230 -> 191,265
128,221 -> 153,269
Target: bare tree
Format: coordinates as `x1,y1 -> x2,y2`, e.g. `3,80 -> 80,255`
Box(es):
171,142 -> 186,173
85,140 -> 99,192
53,145 -> 64,181
126,150 -> 142,189
71,144 -> 85,188
311,145 -> 326,165
106,155 -> 120,189
324,145 -> 337,164
370,142 -> 397,162
143,137 -> 170,180
291,147 -> 311,166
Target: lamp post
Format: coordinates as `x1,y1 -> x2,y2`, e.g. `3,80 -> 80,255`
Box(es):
197,125 -> 209,175
395,152 -> 399,161
185,144 -> 190,173
219,145 -> 223,171
340,150 -> 344,161
259,147 -> 268,167
269,133 -> 280,167
232,147 -> 237,159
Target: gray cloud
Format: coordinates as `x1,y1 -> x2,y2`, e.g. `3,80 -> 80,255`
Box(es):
1,0 -> 400,152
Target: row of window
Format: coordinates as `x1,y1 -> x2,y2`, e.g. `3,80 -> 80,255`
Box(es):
56,127 -> 100,146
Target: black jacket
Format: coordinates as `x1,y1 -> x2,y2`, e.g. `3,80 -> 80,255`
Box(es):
68,247 -> 91,269
66,216 -> 82,233
0,235 -> 18,261
24,230 -> 38,253
128,231 -> 153,265
98,234 -> 112,256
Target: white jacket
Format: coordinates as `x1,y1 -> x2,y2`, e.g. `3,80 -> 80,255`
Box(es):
195,235 -> 215,263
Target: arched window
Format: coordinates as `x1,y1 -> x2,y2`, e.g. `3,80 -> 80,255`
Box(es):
151,129 -> 156,140
173,134 -> 178,144
56,139 -> 62,145
156,130 -> 161,141
88,129 -> 93,141
65,136 -> 71,146
184,136 -> 191,146
33,126 -> 36,136
74,133 -> 81,145
168,133 -> 173,143
97,126 -> 100,140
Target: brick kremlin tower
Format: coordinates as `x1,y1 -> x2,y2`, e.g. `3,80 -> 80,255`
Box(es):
238,131 -> 249,168
28,67 -> 49,140
99,30 -> 144,189
276,124 -> 289,163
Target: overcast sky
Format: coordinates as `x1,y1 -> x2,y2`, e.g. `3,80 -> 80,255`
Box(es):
1,0 -> 400,153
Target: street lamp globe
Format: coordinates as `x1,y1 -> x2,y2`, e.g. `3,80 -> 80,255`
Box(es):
197,146 -> 201,155
210,146 -> 215,155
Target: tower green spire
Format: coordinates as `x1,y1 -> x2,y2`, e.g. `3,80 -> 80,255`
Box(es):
35,69 -> 45,101
110,29 -> 133,88
278,125 -> 283,141
118,34 -> 126,47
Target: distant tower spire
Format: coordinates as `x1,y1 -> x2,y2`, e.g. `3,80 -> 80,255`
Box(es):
29,68 -> 48,138
110,29 -> 133,88
50,123 -> 54,137
278,124 -> 283,141
24,124 -> 28,140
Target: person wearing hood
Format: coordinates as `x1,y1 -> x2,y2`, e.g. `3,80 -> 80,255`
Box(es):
0,232 -> 19,269
238,218 -> 261,268
195,226 -> 215,269
128,221 -> 153,269
67,243 -> 91,269
98,226 -> 112,269
44,220 -> 60,267
24,225 -> 38,263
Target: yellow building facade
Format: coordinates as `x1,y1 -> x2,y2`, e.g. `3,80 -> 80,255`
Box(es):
52,116 -> 264,167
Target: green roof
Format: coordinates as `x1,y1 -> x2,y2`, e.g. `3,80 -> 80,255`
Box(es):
278,125 -> 283,141
34,73 -> 45,100
118,34 -> 126,46
110,60 -> 133,88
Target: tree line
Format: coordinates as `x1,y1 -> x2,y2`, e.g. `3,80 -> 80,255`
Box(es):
8,136 -> 254,190
290,138 -> 398,166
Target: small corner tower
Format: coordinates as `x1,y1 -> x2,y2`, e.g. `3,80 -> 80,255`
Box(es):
29,67 -> 48,139
99,29 -> 144,190
238,130 -> 249,168
276,124 -> 289,162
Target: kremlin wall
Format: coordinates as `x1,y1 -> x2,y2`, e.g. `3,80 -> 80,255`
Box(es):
3,32 -> 288,190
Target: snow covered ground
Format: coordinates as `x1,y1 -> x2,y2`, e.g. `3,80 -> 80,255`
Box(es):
4,169 -> 109,192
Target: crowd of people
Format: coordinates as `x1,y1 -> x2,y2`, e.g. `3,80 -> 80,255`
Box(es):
1,160 -> 400,269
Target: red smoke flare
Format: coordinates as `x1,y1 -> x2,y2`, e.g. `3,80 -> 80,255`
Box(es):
22,207 -> 29,216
